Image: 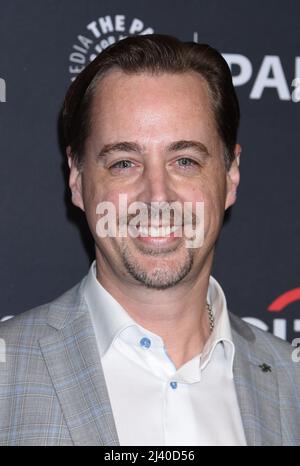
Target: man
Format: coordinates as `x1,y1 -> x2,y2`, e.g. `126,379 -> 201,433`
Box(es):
0,34 -> 299,446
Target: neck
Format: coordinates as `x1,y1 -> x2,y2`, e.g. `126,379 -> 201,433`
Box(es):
95,250 -> 214,369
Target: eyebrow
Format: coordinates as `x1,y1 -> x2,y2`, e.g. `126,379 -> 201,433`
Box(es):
168,140 -> 210,157
96,140 -> 210,159
97,141 -> 141,158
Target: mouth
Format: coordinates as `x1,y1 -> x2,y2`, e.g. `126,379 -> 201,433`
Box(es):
126,224 -> 184,247
136,225 -> 182,237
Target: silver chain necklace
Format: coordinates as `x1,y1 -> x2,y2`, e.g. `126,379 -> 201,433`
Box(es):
206,302 -> 215,333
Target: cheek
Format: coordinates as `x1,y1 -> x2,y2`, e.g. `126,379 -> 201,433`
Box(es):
81,167 -> 112,207
81,170 -> 104,230
191,174 -> 227,233
81,176 -> 129,235
202,187 -> 227,239
204,162 -> 227,208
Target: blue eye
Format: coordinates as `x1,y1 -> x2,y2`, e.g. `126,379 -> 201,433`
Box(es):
111,160 -> 134,169
177,158 -> 197,167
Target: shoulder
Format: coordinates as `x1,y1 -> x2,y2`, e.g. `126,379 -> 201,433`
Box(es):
0,278 -> 86,346
229,312 -> 300,372
230,312 -> 293,348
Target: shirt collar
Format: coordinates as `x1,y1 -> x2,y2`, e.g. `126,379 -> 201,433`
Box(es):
202,274 -> 235,377
84,260 -> 235,377
83,261 -> 136,358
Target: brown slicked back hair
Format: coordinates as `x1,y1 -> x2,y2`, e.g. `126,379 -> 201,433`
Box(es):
62,34 -> 240,170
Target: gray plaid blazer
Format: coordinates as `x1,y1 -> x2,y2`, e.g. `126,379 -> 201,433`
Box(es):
0,275 -> 300,446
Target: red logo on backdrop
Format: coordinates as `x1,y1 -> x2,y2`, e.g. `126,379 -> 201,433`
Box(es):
266,287 -> 300,341
268,288 -> 300,312
243,287 -> 300,341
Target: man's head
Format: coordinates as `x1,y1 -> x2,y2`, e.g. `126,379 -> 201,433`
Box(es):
63,34 -> 241,290
63,34 -> 240,171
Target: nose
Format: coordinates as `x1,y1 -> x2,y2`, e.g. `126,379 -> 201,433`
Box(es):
140,163 -> 176,204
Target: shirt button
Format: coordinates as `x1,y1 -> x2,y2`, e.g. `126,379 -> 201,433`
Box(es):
140,337 -> 151,349
170,381 -> 178,390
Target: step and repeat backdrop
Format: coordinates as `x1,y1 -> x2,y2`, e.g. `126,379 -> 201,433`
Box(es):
0,0 -> 299,341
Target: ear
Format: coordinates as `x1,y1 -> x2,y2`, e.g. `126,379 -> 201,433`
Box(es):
225,144 -> 241,210
66,146 -> 85,211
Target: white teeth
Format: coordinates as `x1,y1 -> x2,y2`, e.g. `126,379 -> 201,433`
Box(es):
137,225 -> 181,237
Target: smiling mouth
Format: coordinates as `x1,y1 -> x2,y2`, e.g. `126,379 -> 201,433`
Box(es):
135,225 -> 182,237
125,224 -> 184,248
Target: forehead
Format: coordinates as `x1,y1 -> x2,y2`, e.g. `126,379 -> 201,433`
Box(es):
92,69 -> 212,111
89,69 -> 219,146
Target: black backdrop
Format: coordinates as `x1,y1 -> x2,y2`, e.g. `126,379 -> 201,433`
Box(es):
0,0 -> 299,342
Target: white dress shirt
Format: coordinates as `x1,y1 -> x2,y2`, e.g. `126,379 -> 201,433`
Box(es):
83,261 -> 247,446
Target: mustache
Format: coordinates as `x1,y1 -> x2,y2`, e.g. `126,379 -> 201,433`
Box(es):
118,204 -> 198,227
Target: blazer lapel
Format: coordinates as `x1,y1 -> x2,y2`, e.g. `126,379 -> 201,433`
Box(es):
230,314 -> 282,446
38,283 -> 119,446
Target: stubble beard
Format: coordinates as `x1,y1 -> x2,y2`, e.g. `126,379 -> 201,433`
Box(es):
119,238 -> 194,290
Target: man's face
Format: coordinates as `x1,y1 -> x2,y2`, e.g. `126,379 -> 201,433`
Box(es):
68,70 -> 240,289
